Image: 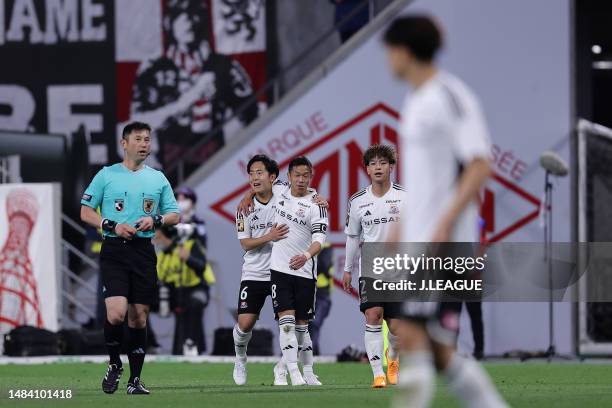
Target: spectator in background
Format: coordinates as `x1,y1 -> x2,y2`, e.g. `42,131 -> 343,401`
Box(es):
309,243 -> 334,355
330,0 -> 370,43
175,187 -> 207,247
155,224 -> 216,355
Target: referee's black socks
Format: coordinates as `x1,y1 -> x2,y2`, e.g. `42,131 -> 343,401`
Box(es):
128,327 -> 147,382
104,320 -> 123,367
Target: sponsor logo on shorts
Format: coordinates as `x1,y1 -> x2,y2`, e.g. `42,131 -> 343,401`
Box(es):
240,301 -> 248,309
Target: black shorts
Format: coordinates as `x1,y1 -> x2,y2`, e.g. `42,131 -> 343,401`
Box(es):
270,270 -> 316,321
400,301 -> 462,346
99,237 -> 158,305
237,280 -> 271,315
358,277 -> 402,318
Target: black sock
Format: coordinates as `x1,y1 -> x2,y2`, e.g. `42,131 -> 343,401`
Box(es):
128,327 -> 147,382
104,320 -> 123,367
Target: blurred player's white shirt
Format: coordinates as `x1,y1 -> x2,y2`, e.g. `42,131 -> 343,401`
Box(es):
270,185 -> 328,280
345,183 -> 407,275
236,196 -> 276,282
400,71 -> 491,242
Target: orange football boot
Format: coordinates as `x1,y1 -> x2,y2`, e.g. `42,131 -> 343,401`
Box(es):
372,375 -> 387,388
386,349 -> 399,385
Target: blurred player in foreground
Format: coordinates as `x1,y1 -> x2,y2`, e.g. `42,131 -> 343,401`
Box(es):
383,16 -> 508,407
343,145 -> 406,388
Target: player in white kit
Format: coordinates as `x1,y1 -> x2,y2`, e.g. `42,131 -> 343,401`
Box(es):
234,155 -> 328,386
383,16 -> 508,407
233,155 -> 289,385
342,145 -> 405,388
270,156 -> 329,386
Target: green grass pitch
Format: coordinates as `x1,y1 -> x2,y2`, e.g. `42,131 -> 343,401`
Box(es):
0,362 -> 610,407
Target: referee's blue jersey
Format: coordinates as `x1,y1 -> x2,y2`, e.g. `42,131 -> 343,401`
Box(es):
81,163 -> 179,239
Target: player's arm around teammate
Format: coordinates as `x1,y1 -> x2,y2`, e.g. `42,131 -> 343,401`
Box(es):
236,180 -> 329,216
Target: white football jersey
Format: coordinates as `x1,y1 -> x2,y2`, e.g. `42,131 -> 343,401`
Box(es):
345,183 -> 406,276
270,185 -> 329,280
345,183 -> 406,242
236,196 -> 276,281
399,71 -> 490,242
234,180 -> 312,281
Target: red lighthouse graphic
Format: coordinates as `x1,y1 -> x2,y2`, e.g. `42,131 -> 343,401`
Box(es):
0,189 -> 43,334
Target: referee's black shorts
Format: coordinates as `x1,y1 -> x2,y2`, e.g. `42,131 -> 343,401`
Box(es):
99,237 -> 158,305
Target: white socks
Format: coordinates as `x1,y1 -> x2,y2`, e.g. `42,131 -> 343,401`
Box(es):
392,351 -> 435,408
296,324 -> 314,373
445,354 -> 508,408
387,331 -> 400,360
233,324 -> 252,363
279,316 -> 299,371
365,324 -> 384,377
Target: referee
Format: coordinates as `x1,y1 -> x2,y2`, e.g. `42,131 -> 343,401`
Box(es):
80,121 -> 179,395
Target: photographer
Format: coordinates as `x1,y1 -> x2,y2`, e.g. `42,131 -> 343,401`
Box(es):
155,224 -> 215,355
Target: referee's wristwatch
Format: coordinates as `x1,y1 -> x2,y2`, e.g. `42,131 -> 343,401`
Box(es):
152,214 -> 164,228
101,218 -> 117,233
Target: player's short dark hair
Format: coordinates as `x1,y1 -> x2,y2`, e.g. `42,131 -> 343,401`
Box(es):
363,145 -> 397,166
247,154 -> 279,178
383,15 -> 443,62
288,156 -> 313,174
122,121 -> 151,140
